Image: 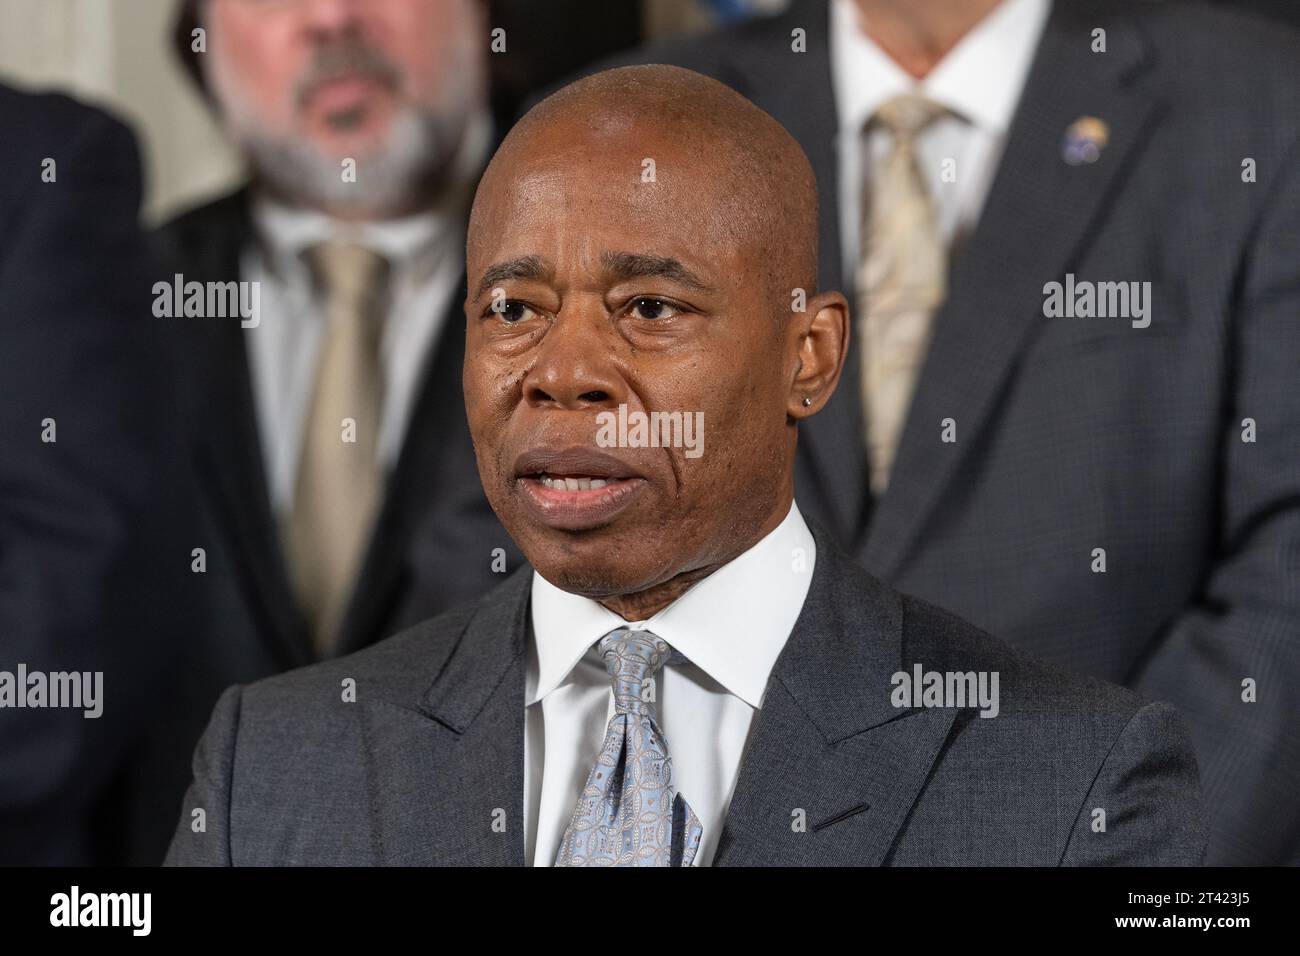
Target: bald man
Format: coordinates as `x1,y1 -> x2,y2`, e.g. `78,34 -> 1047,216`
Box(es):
165,66 -> 1204,867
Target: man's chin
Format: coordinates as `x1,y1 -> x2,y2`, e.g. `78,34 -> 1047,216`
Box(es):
302,126 -> 390,166
535,560 -> 656,602
521,530 -> 666,601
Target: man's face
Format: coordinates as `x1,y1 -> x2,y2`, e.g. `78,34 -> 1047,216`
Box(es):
464,121 -> 800,599
204,0 -> 483,214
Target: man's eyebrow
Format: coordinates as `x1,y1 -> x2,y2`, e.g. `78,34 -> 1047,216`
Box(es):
474,255 -> 551,298
601,252 -> 713,292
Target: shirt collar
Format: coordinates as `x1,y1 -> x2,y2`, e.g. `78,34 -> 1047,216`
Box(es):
831,0 -> 1050,135
527,502 -> 816,709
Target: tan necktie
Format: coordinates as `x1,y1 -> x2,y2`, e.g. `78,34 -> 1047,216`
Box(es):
285,241 -> 391,656
858,94 -> 948,495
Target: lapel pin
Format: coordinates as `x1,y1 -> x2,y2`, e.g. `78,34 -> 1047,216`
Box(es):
1062,116 -> 1109,165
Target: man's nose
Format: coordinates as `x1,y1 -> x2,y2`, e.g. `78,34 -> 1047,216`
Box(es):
298,0 -> 366,37
522,304 -> 626,411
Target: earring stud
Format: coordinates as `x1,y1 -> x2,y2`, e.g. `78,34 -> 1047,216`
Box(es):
802,397 -> 813,407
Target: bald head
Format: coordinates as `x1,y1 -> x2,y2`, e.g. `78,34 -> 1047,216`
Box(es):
471,64 -> 820,300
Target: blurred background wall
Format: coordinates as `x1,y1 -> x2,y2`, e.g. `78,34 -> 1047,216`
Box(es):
0,0 -> 241,222
0,0 -> 789,224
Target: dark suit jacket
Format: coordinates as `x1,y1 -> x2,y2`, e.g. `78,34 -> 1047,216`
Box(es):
164,521 -> 1205,866
1205,0 -> 1300,32
130,190 -> 521,863
603,0 -> 1300,864
0,87 -> 194,864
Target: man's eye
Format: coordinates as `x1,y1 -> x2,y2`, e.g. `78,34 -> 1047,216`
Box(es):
492,300 -> 535,323
628,297 -> 680,320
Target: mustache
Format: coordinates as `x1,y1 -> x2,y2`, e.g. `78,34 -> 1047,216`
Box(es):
294,43 -> 402,109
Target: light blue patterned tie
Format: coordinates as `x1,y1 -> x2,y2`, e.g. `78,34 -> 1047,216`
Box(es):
555,628 -> 703,866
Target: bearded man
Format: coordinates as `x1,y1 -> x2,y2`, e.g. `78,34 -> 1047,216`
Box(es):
134,0 -> 518,864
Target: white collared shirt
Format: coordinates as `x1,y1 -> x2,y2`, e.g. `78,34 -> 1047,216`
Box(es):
524,502 -> 817,866
242,109 -> 492,514
830,0 -> 1050,283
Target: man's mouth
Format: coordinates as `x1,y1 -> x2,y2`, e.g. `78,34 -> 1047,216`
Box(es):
512,448 -> 647,531
300,71 -> 394,122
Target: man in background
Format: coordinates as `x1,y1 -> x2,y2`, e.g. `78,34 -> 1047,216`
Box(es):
0,85 -> 193,864
134,0 -> 521,863
607,0 -> 1300,863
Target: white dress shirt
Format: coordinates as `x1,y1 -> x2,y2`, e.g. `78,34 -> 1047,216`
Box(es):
524,502 -> 817,866
242,109 -> 493,514
830,0 -> 1050,282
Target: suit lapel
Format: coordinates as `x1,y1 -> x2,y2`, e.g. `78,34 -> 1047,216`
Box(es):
863,0 -> 1161,577
335,279 -> 470,655
357,526 -> 959,866
361,569 -> 531,865
183,192 -> 311,670
714,524 -> 957,865
194,326 -> 310,670
729,0 -> 869,539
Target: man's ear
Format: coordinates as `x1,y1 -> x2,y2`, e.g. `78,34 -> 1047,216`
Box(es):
787,290 -> 849,419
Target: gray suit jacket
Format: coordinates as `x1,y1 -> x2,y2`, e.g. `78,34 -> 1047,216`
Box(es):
598,0 -> 1300,864
165,522 -> 1205,866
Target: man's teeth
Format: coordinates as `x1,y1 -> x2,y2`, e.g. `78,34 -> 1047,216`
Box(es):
538,475 -> 609,491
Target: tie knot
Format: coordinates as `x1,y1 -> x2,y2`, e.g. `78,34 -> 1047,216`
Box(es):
302,241 -> 390,310
597,628 -> 673,715
873,94 -> 946,141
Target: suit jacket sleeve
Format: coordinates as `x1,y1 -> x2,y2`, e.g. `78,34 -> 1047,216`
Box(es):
164,685 -> 243,867
1061,702 -> 1207,865
1128,128 -> 1300,865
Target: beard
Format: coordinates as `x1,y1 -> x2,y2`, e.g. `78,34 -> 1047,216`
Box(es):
235,104 -> 465,218
206,39 -> 480,218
